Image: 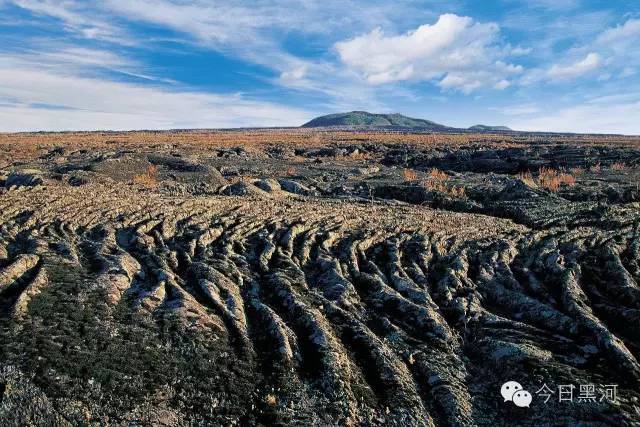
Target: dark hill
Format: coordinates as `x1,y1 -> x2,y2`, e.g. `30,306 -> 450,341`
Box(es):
468,124 -> 512,131
302,111 -> 450,130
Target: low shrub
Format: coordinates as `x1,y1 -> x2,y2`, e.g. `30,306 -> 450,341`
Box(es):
132,164 -> 159,188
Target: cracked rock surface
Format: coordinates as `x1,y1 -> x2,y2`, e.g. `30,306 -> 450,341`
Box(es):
0,130 -> 639,426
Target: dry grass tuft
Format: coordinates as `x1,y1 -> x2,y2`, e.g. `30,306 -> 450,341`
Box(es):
265,394 -> 277,407
428,168 -> 448,181
558,172 -> 576,185
541,167 -> 576,191
538,167 -> 558,191
133,164 -> 159,188
518,167 -> 576,192
517,171 -> 536,187
569,167 -> 585,176
449,185 -> 466,198
286,166 -> 298,176
424,180 -> 445,192
407,353 -> 415,365
589,163 -> 601,173
348,150 -> 371,160
403,168 -> 419,181
422,169 -> 466,198
611,162 -> 627,171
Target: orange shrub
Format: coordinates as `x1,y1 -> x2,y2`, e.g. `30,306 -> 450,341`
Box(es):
449,185 -> 466,198
133,164 -> 159,188
517,171 -> 536,187
403,168 -> 419,181
611,162 -> 627,171
570,167 -> 585,175
541,178 -> 559,192
286,166 -> 297,176
538,166 -> 555,180
428,168 -> 448,181
424,179 -> 445,192
537,167 -> 575,192
518,167 -> 576,192
348,150 -> 371,160
423,179 -> 466,198
558,172 -> 576,186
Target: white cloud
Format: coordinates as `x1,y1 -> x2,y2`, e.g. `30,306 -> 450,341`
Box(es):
12,0 -> 88,24
10,0 -> 122,42
103,0 -> 278,45
24,46 -> 133,69
494,79 -> 511,90
0,51 -> 313,131
508,95 -> 640,134
4,0 -> 640,135
279,67 -> 307,84
334,14 -> 522,92
547,52 -> 601,79
592,18 -> 640,75
5,0 -> 423,102
6,0 -> 317,80
0,44 -> 177,84
521,18 -> 640,85
509,46 -> 532,56
596,19 -> 640,46
0,1 -> 398,124
621,67 -> 636,78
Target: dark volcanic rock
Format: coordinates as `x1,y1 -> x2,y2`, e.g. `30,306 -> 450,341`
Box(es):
5,170 -> 45,188
383,145 -> 640,174
278,179 -> 315,195
221,181 -> 268,196
253,178 -> 281,192
1,130 -> 640,426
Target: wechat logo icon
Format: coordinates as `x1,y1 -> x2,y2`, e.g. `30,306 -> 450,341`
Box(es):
501,381 -> 532,408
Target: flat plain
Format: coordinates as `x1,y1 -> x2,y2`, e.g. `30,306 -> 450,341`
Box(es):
1,129 -> 639,425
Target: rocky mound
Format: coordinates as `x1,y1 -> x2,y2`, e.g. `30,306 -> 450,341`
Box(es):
302,111 -> 451,130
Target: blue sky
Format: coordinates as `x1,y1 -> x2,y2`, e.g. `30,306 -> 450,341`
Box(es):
1,0 -> 639,133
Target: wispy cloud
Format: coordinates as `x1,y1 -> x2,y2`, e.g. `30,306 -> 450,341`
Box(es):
10,0 -> 123,41
8,46 -> 134,70
596,18 -> 640,46
518,17 -> 640,87
508,94 -> 640,134
1,0 -> 401,103
547,52 -> 601,79
3,1 -> 460,92
0,47 -> 313,131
